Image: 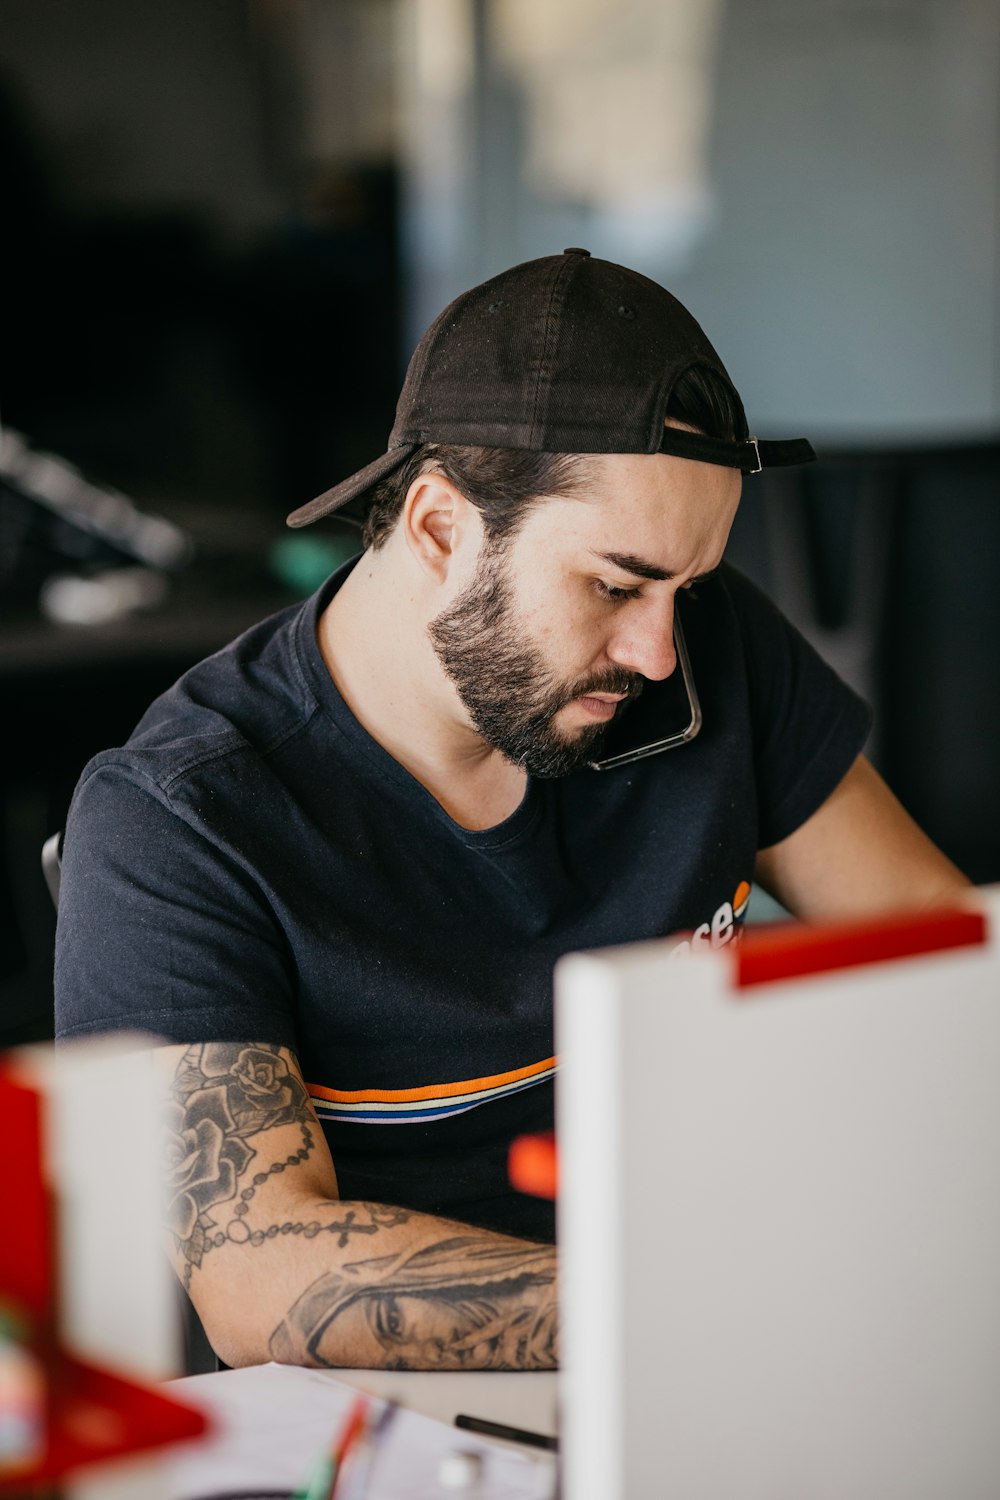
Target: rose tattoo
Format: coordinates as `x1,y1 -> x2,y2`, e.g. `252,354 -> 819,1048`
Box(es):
165,1043 -> 313,1274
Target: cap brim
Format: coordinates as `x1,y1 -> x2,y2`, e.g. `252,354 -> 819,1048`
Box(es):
285,444 -> 417,529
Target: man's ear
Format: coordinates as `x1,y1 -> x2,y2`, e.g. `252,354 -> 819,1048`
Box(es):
402,471 -> 476,581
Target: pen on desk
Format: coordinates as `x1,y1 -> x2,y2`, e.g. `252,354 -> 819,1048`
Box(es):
294,1393 -> 371,1500
454,1413 -> 559,1452
335,1402 -> 396,1500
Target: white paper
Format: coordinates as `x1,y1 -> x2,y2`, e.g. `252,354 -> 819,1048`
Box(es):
164,1363 -> 555,1500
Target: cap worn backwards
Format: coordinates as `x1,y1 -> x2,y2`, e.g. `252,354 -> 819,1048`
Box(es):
286,248 -> 815,529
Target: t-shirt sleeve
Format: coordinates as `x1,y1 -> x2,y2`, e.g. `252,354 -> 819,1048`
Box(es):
724,565 -> 873,848
55,758 -> 298,1048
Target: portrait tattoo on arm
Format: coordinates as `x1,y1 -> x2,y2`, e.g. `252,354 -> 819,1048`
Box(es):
270,1235 -> 558,1372
164,1042 -> 314,1287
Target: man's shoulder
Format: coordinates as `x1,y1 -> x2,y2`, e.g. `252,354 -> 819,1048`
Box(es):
93,592 -> 323,798
695,560 -> 805,660
714,559 -> 777,617
671,560 -> 771,676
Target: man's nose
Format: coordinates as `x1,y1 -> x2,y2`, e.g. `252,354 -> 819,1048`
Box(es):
607,596 -> 677,681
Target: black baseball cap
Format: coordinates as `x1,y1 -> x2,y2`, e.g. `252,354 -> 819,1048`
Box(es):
286,248 -> 815,529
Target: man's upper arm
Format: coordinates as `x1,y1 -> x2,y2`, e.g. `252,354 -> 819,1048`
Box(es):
156,1040 -> 338,1280
755,753 -> 970,920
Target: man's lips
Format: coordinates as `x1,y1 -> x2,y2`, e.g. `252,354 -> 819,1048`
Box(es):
572,693 -> 628,721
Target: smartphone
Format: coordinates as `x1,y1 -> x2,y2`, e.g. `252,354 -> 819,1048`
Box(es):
587,611 -> 701,771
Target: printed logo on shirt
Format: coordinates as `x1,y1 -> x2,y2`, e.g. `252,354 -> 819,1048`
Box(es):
667,878 -> 752,960
306,1056 -> 557,1126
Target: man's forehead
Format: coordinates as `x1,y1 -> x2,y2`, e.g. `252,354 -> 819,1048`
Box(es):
565,445 -> 743,498
513,450 -> 740,579
545,448 -> 742,523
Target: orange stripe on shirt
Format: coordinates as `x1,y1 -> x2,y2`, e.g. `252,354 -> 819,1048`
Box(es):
305,1055 -> 556,1105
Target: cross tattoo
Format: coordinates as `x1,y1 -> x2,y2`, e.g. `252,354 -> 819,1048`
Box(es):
328,1210 -> 380,1249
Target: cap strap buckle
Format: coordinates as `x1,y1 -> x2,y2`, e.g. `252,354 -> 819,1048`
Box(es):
656,427 -> 816,474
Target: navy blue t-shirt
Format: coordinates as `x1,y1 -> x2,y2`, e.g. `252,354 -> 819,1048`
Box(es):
55,562 -> 870,1242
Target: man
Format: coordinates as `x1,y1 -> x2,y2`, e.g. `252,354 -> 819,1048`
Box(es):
55,250 -> 966,1371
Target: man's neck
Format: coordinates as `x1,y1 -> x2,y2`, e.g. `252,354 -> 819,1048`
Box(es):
316,547 -> 527,831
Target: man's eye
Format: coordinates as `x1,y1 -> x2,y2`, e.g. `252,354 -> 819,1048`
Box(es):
594,579 -> 641,603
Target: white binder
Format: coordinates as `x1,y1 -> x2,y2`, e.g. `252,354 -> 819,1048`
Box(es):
556,887 -> 1000,1500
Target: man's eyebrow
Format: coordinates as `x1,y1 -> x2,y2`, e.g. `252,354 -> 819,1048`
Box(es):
591,551 -> 722,586
591,549 -> 676,582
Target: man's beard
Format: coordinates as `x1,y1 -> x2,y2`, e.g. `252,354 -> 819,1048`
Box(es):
428,544 -> 644,778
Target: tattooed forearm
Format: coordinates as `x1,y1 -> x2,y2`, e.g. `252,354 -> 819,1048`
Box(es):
164,1042 -> 314,1286
161,1042 -> 558,1370
269,1229 -> 558,1371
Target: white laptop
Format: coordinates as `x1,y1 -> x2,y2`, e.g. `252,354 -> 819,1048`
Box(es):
555,886 -> 1000,1500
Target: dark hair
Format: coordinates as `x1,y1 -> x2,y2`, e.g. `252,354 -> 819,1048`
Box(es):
362,447 -> 591,550
666,361 -> 746,442
361,362 -> 743,551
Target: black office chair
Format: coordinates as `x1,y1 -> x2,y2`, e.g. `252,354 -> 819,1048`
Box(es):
41,829 -> 219,1376
41,830 -> 63,909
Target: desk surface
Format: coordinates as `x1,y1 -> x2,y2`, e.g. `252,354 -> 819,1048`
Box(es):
322,1365 -> 558,1436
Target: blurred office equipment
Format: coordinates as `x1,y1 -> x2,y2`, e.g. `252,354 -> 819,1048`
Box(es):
556,888 -> 1000,1499
0,427 -> 190,617
0,1040 -> 208,1496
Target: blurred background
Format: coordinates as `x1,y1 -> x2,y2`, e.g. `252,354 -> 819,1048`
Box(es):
2,0 -> 998,1044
